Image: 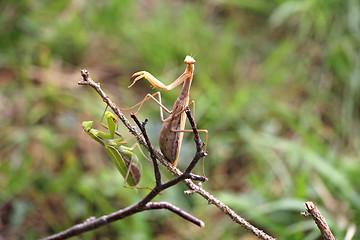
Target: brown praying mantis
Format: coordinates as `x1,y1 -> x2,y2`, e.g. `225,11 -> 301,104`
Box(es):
124,55 -> 208,172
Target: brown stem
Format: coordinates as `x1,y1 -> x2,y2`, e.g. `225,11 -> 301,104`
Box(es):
144,202 -> 204,227
130,114 -> 162,185
40,200 -> 203,240
301,201 -> 336,240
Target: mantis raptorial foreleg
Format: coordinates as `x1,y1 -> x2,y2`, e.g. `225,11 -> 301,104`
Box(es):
129,71 -> 191,91
125,55 -> 208,174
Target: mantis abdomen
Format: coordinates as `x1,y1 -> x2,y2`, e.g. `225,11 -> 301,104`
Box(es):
159,111 -> 186,166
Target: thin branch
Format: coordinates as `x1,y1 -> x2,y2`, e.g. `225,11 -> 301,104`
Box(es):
77,69 -> 276,240
301,201 -> 336,240
130,114 -> 162,185
41,200 -> 204,240
144,202 -> 204,227
183,107 -> 208,175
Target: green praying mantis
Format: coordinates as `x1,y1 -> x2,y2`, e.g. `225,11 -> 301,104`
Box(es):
82,111 -> 142,187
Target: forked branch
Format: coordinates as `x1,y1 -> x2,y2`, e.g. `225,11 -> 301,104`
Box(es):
75,69 -> 276,240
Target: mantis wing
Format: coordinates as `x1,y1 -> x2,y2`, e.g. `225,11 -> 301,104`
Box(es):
104,145 -> 141,187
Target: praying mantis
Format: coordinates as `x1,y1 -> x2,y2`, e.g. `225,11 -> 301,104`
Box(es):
126,55 -> 208,169
82,111 -> 142,187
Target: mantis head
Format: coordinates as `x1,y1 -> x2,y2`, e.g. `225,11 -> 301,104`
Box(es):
82,121 -> 94,132
184,55 -> 196,64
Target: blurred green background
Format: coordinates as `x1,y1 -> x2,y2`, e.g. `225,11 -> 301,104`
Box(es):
1,0 -> 360,239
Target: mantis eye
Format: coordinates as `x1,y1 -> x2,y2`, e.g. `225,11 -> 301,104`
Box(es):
111,115 -> 119,129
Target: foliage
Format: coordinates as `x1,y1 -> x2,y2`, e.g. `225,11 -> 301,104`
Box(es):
1,0 -> 359,239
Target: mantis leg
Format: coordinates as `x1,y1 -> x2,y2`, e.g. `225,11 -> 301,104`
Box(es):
170,100 -> 196,122
123,154 -> 135,187
129,143 -> 150,162
170,101 -> 208,176
121,92 -> 172,122
100,105 -> 110,127
121,144 -> 153,191
171,128 -> 208,176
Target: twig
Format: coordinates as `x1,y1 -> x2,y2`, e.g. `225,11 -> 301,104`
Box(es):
183,107 -> 208,174
41,200 -> 204,240
143,202 -> 204,227
301,201 -> 336,240
130,115 -> 162,185
77,69 -> 276,240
